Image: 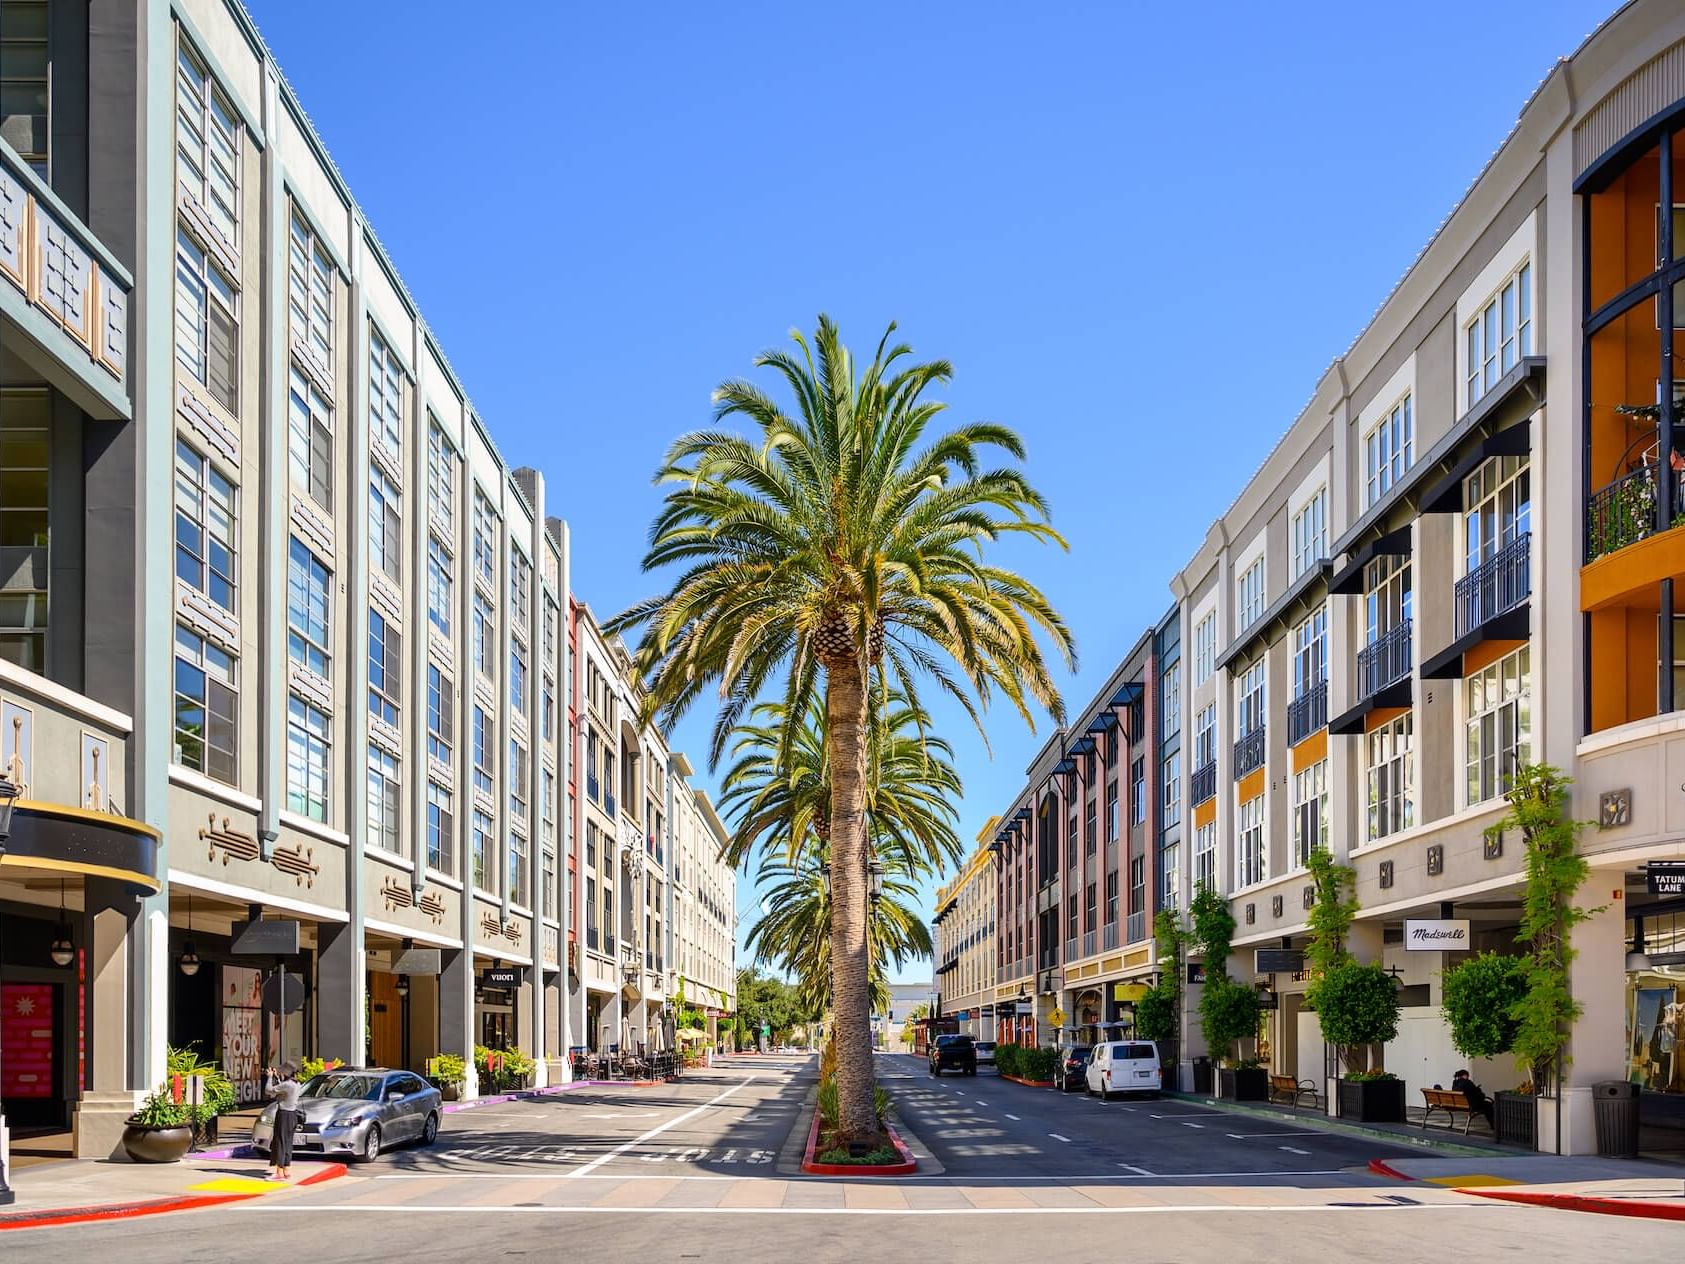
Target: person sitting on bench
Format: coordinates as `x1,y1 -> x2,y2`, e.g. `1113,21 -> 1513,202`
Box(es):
1451,1069 -> 1494,1129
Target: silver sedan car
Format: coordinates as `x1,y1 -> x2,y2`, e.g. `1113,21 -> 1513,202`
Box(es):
252,1067 -> 442,1162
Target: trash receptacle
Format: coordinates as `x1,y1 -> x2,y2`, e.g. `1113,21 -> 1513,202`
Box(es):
1592,1080 -> 1639,1158
1192,1056 -> 1213,1095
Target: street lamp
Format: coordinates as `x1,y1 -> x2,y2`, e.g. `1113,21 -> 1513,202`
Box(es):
0,775 -> 17,1206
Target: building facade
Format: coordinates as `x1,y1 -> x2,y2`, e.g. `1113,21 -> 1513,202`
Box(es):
873,980 -> 934,1050
669,763 -> 738,1049
932,839 -> 997,1039
0,0 -> 730,1180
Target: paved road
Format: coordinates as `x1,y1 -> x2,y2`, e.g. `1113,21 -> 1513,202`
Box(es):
5,1051 -> 1682,1262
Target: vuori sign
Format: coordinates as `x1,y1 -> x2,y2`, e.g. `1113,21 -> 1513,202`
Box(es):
1403,919 -> 1470,951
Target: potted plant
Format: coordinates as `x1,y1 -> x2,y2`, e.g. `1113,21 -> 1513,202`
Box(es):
1310,960 -> 1403,1121
1189,888 -> 1264,1099
166,1044 -> 235,1149
431,1052 -> 468,1101
1442,951 -> 1530,1144
122,1088 -> 194,1163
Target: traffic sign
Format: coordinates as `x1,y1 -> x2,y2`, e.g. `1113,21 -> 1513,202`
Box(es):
1048,1007 -> 1066,1027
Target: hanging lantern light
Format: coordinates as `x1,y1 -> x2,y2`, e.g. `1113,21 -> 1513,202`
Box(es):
179,891 -> 201,977
49,878 -> 75,966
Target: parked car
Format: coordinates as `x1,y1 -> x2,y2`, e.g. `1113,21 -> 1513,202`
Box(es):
974,1040 -> 997,1070
1085,1040 -> 1161,1101
252,1067 -> 442,1162
928,1033 -> 977,1076
1053,1044 -> 1092,1092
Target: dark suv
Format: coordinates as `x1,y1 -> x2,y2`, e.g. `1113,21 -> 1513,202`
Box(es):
928,1033 -> 977,1077
1053,1045 -> 1092,1092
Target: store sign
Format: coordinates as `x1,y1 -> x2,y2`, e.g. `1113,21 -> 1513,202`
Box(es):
1186,962 -> 1207,985
1403,918 -> 1471,951
482,967 -> 520,989
1646,860 -> 1685,896
231,918 -> 300,956
393,948 -> 441,976
1254,949 -> 1305,975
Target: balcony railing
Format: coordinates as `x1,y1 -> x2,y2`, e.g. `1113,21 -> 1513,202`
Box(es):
1357,619 -> 1412,700
1585,466 -> 1685,563
1457,532 -> 1530,635
1191,760 -> 1217,805
1126,910 -> 1146,943
1082,930 -> 1096,958
1287,678 -> 1327,745
1103,922 -> 1119,950
1233,726 -> 1266,777
1064,937 -> 1079,962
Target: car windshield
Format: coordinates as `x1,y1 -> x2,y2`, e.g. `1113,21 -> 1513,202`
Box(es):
301,1072 -> 385,1101
976,1042 -> 996,1051
936,1035 -> 972,1048
1068,1047 -> 1091,1059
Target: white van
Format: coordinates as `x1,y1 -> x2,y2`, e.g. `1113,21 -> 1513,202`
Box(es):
1085,1040 -> 1161,1101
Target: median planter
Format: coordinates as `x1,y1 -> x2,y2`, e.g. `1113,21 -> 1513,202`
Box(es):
1337,1076 -> 1405,1123
801,1111 -> 917,1176
1217,1066 -> 1268,1102
1494,1091 -> 1537,1148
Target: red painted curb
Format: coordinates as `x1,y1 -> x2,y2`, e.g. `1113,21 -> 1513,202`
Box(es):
1461,1188 -> 1685,1221
296,1162 -> 349,1187
0,1160 -> 351,1231
800,1111 -> 918,1177
1368,1158 -> 1413,1181
1000,1074 -> 1055,1089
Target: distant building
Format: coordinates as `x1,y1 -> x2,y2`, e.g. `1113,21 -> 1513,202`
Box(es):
873,981 -> 933,1048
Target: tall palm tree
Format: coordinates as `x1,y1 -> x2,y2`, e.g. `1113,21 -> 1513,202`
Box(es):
609,316 -> 1074,1138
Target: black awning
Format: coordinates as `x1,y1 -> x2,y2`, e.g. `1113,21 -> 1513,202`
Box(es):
1420,421 -> 1532,515
1328,679 -> 1413,735
1108,681 -> 1144,708
1421,604 -> 1531,679
1330,525 -> 1413,595
1085,711 -> 1120,735
1052,758 -> 1077,776
1069,735 -> 1096,756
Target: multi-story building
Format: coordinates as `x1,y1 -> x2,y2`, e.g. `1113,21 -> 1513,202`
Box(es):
872,980 -> 933,1050
1154,0 -> 1685,1157
932,837 -> 997,1039
669,762 -> 737,1049
0,0 -> 728,1179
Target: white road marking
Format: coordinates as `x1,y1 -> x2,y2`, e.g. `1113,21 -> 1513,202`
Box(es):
1004,1113 -> 1021,1121
1049,1133 -> 1072,1142
247,1203 -> 1494,1218
973,1100 -> 988,1106
579,1111 -> 659,1119
1117,1163 -> 1155,1176
1150,1112 -> 1223,1120
567,1078 -> 755,1177
1279,1146 -> 1313,1156
1179,1122 -> 1205,1129
1226,1132 -> 1319,1139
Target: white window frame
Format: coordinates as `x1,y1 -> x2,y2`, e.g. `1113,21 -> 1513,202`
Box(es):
427,422 -> 455,533
1236,558 -> 1265,631
368,744 -> 399,853
368,608 -> 401,727
1291,486 -> 1327,580
1291,605 -> 1326,698
287,365 -> 333,511
1464,262 -> 1531,410
1462,454 -> 1531,575
369,328 -> 405,469
1161,751 -> 1181,827
1193,612 -> 1216,684
369,463 -> 402,582
174,438 -> 236,614
1292,759 -> 1326,870
1193,703 -> 1216,769
472,490 -> 497,588
174,624 -> 237,783
427,780 -> 454,872
1465,645 -> 1530,807
1363,394 -> 1413,508
175,41 -> 239,247
1160,661 -> 1181,739
472,592 -> 495,679
175,228 -> 237,413
426,536 -> 453,636
1365,712 -> 1413,841
426,664 -> 453,765
286,694 -> 330,822
287,211 -> 333,372
1237,794 -> 1265,888
1236,657 -> 1265,736
1194,820 -> 1216,892
286,537 -> 331,676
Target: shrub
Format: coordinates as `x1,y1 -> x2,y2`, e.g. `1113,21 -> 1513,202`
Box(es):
430,1052 -> 468,1085
1134,985 -> 1176,1042
166,1044 -> 235,1124
1309,961 -> 1400,1073
130,1087 -> 189,1128
299,1055 -> 343,1081
1198,977 -> 1260,1065
1343,1068 -> 1397,1082
1441,952 -> 1528,1060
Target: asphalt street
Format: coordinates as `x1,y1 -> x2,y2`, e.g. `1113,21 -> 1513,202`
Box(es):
5,1050 -> 1681,1262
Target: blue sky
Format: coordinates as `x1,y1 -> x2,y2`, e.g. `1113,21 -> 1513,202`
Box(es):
249,0 -> 1613,982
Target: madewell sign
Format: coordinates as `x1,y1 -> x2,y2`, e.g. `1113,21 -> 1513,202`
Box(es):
1404,919 -> 1471,951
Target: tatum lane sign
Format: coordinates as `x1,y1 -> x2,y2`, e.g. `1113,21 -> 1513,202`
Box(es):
1404,918 -> 1471,950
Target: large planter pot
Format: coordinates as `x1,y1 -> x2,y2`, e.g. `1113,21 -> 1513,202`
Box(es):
1218,1066 -> 1268,1102
439,1082 -> 462,1101
1337,1077 -> 1406,1123
1494,1091 -> 1537,1148
121,1121 -> 194,1163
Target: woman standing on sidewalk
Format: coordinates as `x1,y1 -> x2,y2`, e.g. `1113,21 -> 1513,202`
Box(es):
265,1062 -> 301,1182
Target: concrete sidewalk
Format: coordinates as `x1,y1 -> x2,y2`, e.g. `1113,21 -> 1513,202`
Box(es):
1371,1153 -> 1685,1220
0,1153 -> 346,1231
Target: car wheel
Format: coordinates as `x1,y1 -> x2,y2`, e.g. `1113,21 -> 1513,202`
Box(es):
1100,1082 -> 1111,1102
359,1122 -> 382,1163
420,1112 -> 439,1145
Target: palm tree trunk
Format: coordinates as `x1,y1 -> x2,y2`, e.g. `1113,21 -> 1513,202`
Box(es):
826,652 -> 877,1140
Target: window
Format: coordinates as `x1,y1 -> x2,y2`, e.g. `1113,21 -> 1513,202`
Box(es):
509,825 -> 528,906
427,423 -> 455,530
1084,881 -> 1097,933
1291,486 -> 1327,579
542,768 -> 556,829
1193,703 -> 1216,768
1463,455 -> 1530,573
368,329 -> 404,468
287,366 -> 333,510
1363,394 -> 1413,507
542,846 -> 556,919
1160,841 -> 1181,910
1066,892 -> 1078,941
287,212 -> 332,370
0,395 -> 48,669
426,665 -> 453,765
510,551 -> 531,630
472,808 -> 493,891
1106,777 -> 1119,842
175,43 -> 239,246
369,465 -> 401,583
174,440 -> 235,612
1292,606 -> 1326,696
1364,553 -> 1412,645
586,875 -> 600,950
1130,757 -> 1146,825
472,705 -> 494,798
1105,869 -> 1118,924
509,739 -> 528,822
1160,661 -> 1181,739
1161,752 -> 1181,827
586,820 -> 598,868
174,626 -> 236,782
1236,657 -> 1265,735
368,610 -> 400,726
1237,794 -> 1265,888
603,882 -> 615,954
427,781 -> 453,872
368,745 -> 399,853
472,491 -> 496,588
1193,612 -> 1216,684
175,229 -> 237,412
427,537 -> 452,635
472,592 -> 495,678
510,644 -> 527,712
1084,795 -> 1097,856
1236,558 -> 1264,631
1293,760 -> 1327,869
286,538 -> 330,675
541,678 -> 555,743
1466,645 -> 1530,806
286,696 -> 330,822
1,0 -> 48,176
1365,713 -> 1413,840
543,600 -> 558,670
1465,263 -> 1531,409
585,728 -> 600,804
1194,821 -> 1216,891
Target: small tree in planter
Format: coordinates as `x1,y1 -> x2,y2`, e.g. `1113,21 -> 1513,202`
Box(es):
1311,961 -> 1404,1121
1442,951 -> 1531,1145
1190,886 -> 1265,1099
1135,910 -> 1187,1086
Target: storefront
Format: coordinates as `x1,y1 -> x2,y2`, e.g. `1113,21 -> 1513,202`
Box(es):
1625,900 -> 1685,1160
476,966 -> 522,1051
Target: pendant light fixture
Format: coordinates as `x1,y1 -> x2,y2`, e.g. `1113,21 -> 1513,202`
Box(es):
1626,917 -> 1652,973
49,879 -> 75,966
179,892 -> 202,977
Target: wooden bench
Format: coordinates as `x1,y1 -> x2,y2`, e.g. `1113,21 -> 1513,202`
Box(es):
1420,1087 -> 1478,1134
1269,1074 -> 1319,1109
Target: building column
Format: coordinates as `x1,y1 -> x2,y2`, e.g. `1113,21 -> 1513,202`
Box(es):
74,880 -> 142,1158
1548,871 -> 1629,1155
439,947 -> 476,1096
316,920 -> 364,1065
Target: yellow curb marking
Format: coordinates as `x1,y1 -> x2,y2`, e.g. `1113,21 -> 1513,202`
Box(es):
188,1176 -> 286,1194
1428,1175 -> 1522,1188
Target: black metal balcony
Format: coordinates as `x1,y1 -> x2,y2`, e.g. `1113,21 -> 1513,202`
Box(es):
1357,620 -> 1412,700
1233,726 -> 1266,777
1585,466 -> 1685,563
1457,532 -> 1530,637
1191,760 -> 1216,805
1286,678 -> 1327,745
